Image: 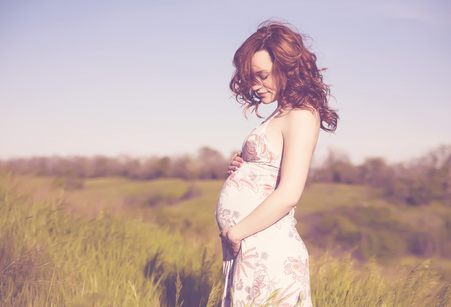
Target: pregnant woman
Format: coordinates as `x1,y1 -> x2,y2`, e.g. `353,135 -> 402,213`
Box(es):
215,20 -> 338,307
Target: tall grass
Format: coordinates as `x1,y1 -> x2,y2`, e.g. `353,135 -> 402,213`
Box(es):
1,172 -> 450,306
310,255 -> 450,306
0,173 -> 220,306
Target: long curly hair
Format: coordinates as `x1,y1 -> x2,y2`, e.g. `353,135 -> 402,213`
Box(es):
230,20 -> 339,132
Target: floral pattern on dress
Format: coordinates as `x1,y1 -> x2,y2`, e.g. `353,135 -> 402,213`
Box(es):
234,247 -> 256,282
216,202 -> 237,228
243,133 -> 280,167
216,111 -> 312,307
283,256 -> 309,283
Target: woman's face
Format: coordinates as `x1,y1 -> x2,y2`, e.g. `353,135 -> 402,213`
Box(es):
251,50 -> 277,104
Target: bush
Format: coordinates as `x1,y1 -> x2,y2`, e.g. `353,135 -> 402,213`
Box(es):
305,206 -> 438,260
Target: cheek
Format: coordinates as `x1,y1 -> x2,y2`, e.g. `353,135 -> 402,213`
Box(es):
264,82 -> 271,89
265,82 -> 276,95
266,78 -> 276,92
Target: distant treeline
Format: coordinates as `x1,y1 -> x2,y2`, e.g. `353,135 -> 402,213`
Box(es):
310,144 -> 451,206
1,147 -> 228,181
2,144 -> 450,206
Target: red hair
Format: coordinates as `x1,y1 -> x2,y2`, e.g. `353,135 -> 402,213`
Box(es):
230,20 -> 339,132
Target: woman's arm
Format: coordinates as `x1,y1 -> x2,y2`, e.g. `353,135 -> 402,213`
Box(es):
220,109 -> 320,256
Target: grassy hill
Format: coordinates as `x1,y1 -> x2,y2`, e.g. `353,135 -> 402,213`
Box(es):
1,172 -> 450,306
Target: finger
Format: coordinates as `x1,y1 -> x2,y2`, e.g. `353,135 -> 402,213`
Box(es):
234,156 -> 243,164
237,152 -> 243,162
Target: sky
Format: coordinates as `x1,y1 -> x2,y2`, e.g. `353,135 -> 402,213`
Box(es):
1,0 -> 450,164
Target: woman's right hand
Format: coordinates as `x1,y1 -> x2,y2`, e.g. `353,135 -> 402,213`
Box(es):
219,226 -> 242,258
227,152 -> 244,175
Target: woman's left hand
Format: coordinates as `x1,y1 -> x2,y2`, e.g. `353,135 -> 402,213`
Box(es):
227,152 -> 243,175
219,227 -> 241,258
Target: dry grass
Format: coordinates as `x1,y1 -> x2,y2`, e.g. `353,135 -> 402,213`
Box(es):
1,171 -> 450,306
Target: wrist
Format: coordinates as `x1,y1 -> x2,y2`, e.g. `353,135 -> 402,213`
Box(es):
228,225 -> 243,242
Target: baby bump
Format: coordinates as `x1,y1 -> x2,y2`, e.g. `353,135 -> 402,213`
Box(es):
215,170 -> 276,230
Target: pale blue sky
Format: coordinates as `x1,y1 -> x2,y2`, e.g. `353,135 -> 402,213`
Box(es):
1,0 -> 450,164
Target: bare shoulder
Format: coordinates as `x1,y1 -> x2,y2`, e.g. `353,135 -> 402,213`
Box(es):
283,108 -> 320,129
280,107 -> 320,155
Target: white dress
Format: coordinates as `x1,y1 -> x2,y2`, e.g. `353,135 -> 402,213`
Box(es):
215,112 -> 313,307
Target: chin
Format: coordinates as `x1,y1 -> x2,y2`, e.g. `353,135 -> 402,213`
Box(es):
261,99 -> 275,105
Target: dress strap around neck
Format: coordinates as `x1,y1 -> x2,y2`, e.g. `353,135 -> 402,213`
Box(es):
262,110 -> 279,126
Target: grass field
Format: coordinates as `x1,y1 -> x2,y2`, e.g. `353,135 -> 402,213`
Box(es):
1,172 -> 451,306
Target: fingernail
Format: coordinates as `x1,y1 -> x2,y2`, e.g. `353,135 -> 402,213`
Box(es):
234,166 -> 237,170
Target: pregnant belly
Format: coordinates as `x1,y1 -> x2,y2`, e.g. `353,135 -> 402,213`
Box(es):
215,167 -> 276,230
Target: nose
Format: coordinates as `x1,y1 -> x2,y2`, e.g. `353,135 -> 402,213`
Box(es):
252,81 -> 262,92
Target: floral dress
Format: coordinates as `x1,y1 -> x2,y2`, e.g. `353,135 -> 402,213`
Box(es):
215,112 -> 313,307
